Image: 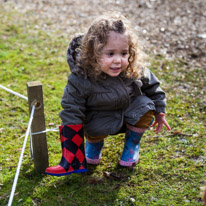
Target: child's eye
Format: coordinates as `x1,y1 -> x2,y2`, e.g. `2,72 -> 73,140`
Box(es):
122,52 -> 128,56
107,52 -> 114,56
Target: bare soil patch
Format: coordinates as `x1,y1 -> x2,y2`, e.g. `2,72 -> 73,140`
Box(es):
2,0 -> 206,67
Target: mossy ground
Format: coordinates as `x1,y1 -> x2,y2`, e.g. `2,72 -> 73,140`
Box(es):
0,5 -> 205,206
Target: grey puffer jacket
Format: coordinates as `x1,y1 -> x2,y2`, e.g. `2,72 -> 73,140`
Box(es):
59,36 -> 167,137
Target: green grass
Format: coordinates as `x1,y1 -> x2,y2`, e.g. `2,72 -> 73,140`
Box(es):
0,5 -> 205,206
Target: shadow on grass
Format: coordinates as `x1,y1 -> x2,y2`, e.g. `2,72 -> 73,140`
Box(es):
2,160 -> 138,206
33,163 -> 137,206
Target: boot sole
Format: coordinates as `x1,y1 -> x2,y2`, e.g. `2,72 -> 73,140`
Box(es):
119,159 -> 139,167
45,168 -> 88,176
86,157 -> 100,165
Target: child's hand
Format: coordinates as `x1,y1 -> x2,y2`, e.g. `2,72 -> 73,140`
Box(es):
151,113 -> 171,134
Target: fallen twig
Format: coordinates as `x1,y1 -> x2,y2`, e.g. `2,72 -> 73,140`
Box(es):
165,131 -> 193,137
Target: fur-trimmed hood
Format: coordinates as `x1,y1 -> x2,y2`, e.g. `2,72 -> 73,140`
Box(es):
67,35 -> 84,76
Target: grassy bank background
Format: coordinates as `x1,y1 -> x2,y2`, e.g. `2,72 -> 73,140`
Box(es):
0,3 -> 205,206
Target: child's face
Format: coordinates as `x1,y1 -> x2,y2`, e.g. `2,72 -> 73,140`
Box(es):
99,31 -> 129,77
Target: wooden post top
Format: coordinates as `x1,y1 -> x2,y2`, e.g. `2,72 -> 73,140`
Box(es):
27,81 -> 42,87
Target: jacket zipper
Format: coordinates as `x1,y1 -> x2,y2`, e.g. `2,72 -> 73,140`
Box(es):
117,76 -> 131,106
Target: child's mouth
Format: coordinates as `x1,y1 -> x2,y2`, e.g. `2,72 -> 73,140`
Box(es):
110,67 -> 121,71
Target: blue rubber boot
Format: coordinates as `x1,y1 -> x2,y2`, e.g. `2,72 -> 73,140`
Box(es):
119,129 -> 144,167
85,140 -> 104,164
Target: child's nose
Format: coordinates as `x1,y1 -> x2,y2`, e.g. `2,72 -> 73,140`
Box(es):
113,55 -> 121,63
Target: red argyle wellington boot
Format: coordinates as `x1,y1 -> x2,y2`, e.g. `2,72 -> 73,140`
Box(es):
45,124 -> 88,176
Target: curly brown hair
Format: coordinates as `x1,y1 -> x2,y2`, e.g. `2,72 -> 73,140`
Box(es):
78,12 -> 145,79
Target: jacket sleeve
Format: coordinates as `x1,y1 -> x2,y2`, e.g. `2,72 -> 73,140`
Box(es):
59,73 -> 88,125
141,67 -> 166,113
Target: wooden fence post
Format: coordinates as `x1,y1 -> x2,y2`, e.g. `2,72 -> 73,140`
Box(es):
27,81 -> 49,173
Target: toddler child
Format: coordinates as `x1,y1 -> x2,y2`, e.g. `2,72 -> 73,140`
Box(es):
45,13 -> 171,176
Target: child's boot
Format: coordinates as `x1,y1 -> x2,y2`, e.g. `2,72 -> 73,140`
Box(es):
119,127 -> 146,167
45,124 -> 88,176
85,140 -> 104,164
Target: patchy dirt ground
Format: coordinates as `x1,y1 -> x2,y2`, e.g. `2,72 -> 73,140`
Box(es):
2,0 -> 206,67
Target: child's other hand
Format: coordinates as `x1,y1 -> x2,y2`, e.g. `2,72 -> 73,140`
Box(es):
151,113 -> 171,134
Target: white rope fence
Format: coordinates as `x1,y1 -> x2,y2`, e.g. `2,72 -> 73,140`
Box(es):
31,127 -> 59,136
1,84 -> 58,205
0,84 -> 28,101
8,104 -> 35,206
